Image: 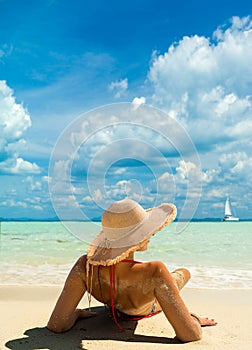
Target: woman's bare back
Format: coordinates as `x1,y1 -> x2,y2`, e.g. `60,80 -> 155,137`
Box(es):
88,260 -> 158,316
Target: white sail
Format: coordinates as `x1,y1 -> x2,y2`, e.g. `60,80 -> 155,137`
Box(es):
225,197 -> 232,216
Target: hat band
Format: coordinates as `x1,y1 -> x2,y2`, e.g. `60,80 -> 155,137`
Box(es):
102,212 -> 149,242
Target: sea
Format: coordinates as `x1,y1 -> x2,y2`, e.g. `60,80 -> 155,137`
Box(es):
1,221 -> 252,289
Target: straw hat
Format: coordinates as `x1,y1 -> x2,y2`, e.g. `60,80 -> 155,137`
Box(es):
87,198 -> 177,266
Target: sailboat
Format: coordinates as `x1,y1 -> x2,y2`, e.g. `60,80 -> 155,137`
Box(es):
223,196 -> 239,221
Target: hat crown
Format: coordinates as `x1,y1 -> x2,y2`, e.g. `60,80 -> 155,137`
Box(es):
102,198 -> 147,229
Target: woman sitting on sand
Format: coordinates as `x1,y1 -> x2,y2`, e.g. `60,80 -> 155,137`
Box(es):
47,198 -> 217,342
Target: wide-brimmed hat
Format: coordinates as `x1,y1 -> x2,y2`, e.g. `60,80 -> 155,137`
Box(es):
87,198 -> 177,266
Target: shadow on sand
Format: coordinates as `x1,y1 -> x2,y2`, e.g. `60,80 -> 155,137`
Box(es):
5,307 -> 181,350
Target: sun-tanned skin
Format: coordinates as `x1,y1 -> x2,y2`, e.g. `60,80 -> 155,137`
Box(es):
47,241 -> 217,342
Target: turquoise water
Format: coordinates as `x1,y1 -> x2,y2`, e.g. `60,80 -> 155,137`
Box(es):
0,221 -> 251,289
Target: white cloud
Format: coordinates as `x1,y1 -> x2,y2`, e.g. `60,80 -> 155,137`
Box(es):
1,199 -> 28,208
93,189 -> 103,201
219,152 -> 252,179
9,158 -> 41,174
176,160 -> 199,180
0,80 -> 41,174
23,176 -> 42,190
148,16 -> 252,140
149,16 -> 252,99
43,175 -> 52,183
1,196 -> 44,212
207,189 -> 226,199
53,195 -> 79,208
132,96 -> 146,110
0,81 -> 31,137
113,167 -> 127,175
33,205 -> 43,211
201,168 -> 218,184
82,195 -> 94,203
108,78 -> 128,98
155,172 -> 175,196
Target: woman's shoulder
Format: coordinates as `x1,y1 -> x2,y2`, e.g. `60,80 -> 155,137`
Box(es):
135,260 -> 168,273
77,254 -> 88,265
72,255 -> 88,275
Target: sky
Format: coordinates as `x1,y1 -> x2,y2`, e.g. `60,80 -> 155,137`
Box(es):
1,0 -> 252,220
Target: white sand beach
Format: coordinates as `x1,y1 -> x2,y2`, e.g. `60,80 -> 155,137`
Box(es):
1,285 -> 251,350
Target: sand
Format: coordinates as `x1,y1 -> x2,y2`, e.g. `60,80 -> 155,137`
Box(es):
0,285 -> 251,350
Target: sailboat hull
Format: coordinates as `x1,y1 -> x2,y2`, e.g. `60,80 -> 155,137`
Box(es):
223,216 -> 239,222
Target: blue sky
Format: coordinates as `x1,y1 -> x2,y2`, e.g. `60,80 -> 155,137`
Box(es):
1,0 -> 252,220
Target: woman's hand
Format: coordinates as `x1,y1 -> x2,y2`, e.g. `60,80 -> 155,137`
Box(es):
198,316 -> 218,327
191,313 -> 217,327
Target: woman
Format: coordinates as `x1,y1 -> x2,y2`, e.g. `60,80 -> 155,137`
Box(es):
47,198 -> 217,342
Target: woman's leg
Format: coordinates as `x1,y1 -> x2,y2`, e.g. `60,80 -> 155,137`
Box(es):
171,268 -> 191,291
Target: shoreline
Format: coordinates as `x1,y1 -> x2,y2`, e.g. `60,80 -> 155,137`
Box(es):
1,285 -> 252,349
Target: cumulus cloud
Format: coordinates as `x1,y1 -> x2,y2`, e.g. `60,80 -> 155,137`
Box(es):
1,199 -> 28,208
147,16 -> 252,216
1,196 -> 43,211
132,96 -> 146,110
148,16 -> 252,138
219,151 -> 252,181
23,176 -> 42,191
149,16 -> 252,98
108,78 -> 128,98
9,158 -> 40,174
0,81 -> 41,174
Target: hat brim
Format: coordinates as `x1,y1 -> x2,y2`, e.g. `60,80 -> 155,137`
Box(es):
87,203 -> 177,266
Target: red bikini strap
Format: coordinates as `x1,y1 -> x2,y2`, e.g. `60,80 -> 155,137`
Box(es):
101,260 -> 143,331
109,265 -> 124,331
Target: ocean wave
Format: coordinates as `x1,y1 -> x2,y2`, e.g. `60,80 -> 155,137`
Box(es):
184,265 -> 252,290
1,262 -> 252,290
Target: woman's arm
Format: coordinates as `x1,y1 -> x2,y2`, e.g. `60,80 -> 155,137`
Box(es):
47,255 -> 97,333
152,261 -> 216,342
